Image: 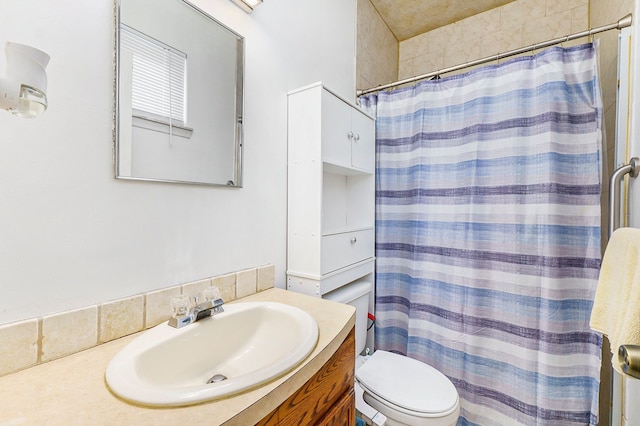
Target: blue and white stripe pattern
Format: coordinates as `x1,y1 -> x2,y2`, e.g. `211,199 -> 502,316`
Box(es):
359,44 -> 602,425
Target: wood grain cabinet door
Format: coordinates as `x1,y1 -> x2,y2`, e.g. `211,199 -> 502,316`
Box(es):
256,329 -> 355,426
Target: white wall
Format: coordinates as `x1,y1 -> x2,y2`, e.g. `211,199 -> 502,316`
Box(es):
0,0 -> 356,325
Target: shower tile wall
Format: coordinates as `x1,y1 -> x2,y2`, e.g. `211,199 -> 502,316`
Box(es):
356,0 -> 398,91
398,0 -> 589,80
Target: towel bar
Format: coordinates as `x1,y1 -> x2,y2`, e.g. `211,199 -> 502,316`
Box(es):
609,157 -> 640,238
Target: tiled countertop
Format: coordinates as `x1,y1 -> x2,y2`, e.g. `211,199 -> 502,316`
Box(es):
0,288 -> 355,426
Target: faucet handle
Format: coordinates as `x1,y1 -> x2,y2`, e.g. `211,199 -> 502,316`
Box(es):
170,295 -> 190,319
202,286 -> 222,302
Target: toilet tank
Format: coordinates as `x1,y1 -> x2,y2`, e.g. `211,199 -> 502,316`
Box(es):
324,279 -> 372,355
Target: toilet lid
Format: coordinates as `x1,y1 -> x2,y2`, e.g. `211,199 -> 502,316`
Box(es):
355,350 -> 458,415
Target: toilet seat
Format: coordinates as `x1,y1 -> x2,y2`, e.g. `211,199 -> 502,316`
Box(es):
355,350 -> 459,418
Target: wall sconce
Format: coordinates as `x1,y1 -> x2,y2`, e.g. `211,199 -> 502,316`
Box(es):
0,42 -> 50,119
230,0 -> 262,13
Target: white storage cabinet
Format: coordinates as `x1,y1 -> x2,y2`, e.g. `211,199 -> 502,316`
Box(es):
287,82 -> 375,297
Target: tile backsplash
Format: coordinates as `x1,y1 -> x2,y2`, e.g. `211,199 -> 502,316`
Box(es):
0,264 -> 275,377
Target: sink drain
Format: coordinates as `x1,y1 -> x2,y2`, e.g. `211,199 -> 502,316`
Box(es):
207,373 -> 228,384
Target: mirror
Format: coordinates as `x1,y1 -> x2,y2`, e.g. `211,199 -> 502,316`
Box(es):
115,0 -> 244,186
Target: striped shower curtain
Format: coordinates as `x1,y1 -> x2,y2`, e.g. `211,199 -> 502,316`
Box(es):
359,44 -> 603,425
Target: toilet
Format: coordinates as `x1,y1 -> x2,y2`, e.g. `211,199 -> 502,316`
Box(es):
324,280 -> 460,426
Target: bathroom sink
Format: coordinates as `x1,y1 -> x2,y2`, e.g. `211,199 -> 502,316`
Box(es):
105,301 -> 319,407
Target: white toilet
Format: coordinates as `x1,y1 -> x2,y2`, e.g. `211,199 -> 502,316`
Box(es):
325,280 -> 460,426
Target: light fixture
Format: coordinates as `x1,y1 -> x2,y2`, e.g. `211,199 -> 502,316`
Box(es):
230,0 -> 262,13
0,42 -> 50,119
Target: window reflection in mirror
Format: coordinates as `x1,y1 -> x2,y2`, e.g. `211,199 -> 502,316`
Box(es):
115,0 -> 244,186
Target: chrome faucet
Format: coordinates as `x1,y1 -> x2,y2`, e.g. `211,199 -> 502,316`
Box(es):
168,288 -> 225,328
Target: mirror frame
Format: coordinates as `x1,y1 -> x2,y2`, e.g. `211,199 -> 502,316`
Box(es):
113,0 -> 244,187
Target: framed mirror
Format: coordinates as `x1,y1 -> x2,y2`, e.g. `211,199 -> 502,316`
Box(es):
115,0 -> 244,186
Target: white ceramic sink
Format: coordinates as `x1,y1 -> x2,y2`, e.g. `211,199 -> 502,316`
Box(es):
105,301 -> 318,407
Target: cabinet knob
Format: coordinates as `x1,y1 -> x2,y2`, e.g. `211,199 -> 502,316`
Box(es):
347,131 -> 354,140
350,237 -> 357,244
353,133 -> 360,142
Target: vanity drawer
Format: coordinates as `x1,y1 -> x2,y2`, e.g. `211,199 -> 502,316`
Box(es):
321,229 -> 373,275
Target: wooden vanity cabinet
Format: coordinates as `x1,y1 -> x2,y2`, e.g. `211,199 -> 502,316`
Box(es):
256,328 -> 355,426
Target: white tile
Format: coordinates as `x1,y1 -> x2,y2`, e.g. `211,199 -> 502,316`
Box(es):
0,319 -> 39,376
182,278 -> 212,302
522,10 -> 572,45
212,273 -> 236,302
99,296 -> 144,343
145,286 -> 181,328
571,4 -> 588,33
236,269 -> 257,299
42,306 -> 97,362
546,0 -> 587,16
257,264 -> 275,291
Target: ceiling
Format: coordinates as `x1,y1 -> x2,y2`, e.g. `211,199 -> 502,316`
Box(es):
370,0 -> 517,41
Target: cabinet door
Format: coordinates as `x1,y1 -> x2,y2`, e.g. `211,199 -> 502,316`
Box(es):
350,108 -> 375,173
316,389 -> 355,426
321,90 -> 352,168
266,330 -> 355,426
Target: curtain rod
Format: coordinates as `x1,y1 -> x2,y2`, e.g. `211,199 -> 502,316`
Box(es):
358,13 -> 633,96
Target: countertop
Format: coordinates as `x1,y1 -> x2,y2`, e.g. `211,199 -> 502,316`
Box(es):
0,288 -> 355,425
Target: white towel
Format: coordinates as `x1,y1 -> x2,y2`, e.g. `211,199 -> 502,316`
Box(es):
590,227 -> 640,374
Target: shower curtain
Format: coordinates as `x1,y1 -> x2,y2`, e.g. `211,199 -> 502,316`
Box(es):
359,43 -> 603,425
